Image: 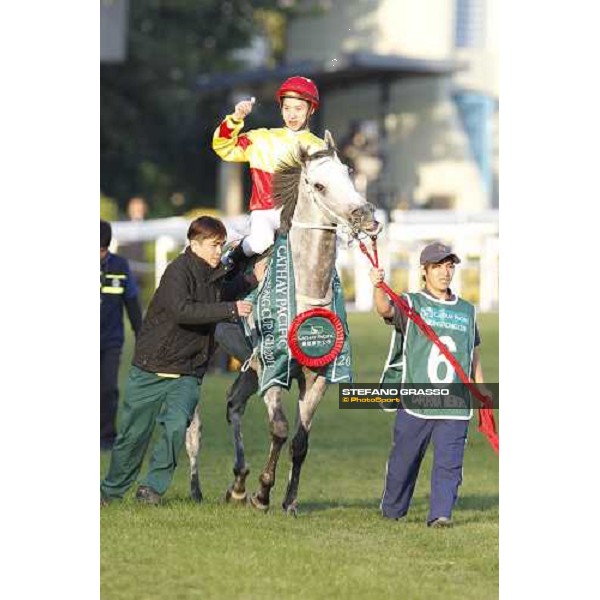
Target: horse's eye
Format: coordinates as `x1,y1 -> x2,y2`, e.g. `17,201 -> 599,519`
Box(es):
314,183 -> 325,193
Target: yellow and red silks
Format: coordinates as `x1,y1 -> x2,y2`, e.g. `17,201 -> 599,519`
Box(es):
212,114 -> 325,211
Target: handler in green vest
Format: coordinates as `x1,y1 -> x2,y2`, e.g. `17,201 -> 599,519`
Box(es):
369,242 -> 490,527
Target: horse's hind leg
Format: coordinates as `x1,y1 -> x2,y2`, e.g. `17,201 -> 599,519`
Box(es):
251,386 -> 288,511
186,405 -> 203,502
224,368 -> 258,504
282,371 -> 327,515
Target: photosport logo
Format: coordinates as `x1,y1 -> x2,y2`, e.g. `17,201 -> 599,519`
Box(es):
338,383 -> 499,411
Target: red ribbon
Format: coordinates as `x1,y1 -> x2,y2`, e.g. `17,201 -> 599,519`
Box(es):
358,238 -> 499,455
287,307 -> 345,368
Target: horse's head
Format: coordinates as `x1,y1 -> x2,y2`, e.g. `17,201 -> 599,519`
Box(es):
274,130 -> 381,237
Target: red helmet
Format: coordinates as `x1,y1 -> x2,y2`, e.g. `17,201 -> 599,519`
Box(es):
276,76 -> 319,111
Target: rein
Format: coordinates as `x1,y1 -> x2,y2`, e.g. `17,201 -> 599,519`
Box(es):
291,220 -> 337,231
357,236 -> 499,455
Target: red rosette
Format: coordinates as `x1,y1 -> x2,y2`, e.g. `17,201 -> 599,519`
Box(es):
287,308 -> 345,368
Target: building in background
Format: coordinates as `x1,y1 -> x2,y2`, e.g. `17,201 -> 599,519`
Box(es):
453,0 -> 499,208
199,0 -> 498,215
285,0 -> 499,212
102,0 -> 499,312
100,0 -> 129,63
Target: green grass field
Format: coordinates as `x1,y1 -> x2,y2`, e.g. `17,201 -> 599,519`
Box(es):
101,312 -> 499,600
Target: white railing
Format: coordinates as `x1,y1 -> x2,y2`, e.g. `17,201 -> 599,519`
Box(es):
110,210 -> 498,311
336,209 -> 499,311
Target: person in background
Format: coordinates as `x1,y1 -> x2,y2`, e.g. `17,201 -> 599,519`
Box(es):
127,196 -> 148,222
100,220 -> 143,451
120,196 -> 152,305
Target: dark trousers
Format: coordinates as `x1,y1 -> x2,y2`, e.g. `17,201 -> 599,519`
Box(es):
381,410 -> 469,524
215,321 -> 253,362
100,346 -> 122,448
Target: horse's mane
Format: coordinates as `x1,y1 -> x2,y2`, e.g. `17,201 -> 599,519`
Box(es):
273,146 -> 337,233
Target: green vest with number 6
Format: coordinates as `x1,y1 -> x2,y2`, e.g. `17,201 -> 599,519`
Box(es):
396,291 -> 476,420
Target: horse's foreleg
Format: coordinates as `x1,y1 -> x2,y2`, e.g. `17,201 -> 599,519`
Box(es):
226,411 -> 250,503
214,320 -> 259,504
283,371 -> 327,514
224,368 -> 258,504
185,405 -> 203,503
251,386 -> 288,511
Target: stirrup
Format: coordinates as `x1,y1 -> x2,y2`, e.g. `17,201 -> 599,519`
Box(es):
240,348 -> 257,372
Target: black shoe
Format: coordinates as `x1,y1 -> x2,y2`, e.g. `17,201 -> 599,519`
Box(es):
135,485 -> 162,506
428,517 -> 453,528
382,513 -> 405,521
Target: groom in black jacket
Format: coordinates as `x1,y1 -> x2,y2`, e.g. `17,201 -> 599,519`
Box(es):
101,216 -> 264,505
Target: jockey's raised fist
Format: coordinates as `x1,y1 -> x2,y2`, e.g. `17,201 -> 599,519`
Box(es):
233,98 -> 255,120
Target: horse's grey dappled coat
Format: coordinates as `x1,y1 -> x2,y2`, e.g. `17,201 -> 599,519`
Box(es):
186,131 -> 380,513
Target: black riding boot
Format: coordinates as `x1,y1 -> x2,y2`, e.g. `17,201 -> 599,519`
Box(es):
221,240 -> 249,268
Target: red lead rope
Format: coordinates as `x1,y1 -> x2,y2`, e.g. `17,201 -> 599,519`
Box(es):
358,238 -> 499,455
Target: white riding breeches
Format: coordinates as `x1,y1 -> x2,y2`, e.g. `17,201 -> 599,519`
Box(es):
241,207 -> 282,256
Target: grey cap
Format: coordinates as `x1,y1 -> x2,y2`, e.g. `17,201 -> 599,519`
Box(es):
420,242 -> 461,265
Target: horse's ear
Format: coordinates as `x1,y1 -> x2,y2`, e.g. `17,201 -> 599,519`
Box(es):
297,143 -> 310,164
324,129 -> 336,150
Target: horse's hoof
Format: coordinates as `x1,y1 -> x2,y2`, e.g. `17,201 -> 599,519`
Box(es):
283,500 -> 299,517
190,488 -> 203,504
250,493 -> 269,512
225,487 -> 247,505
190,474 -> 203,503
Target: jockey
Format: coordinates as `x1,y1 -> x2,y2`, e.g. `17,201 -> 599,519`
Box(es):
212,76 -> 326,265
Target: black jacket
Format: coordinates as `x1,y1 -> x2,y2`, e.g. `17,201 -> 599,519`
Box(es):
133,247 -> 257,376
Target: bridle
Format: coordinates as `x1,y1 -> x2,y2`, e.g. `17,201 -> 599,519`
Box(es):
291,173 -> 381,241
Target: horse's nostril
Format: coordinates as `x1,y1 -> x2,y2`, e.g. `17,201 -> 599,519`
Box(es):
351,206 -> 367,220
368,220 -> 382,235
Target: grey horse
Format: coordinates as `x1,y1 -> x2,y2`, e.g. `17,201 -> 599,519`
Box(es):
185,131 -> 380,514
